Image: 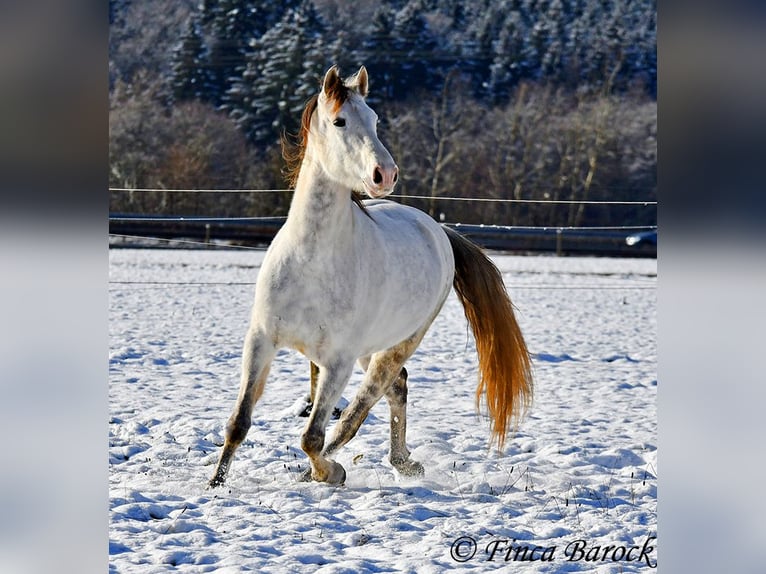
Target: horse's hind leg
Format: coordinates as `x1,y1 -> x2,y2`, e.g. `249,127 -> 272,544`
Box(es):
322,332 -> 426,476
385,366 -> 424,476
209,329 -> 276,488
321,357 -> 398,459
298,362 -> 320,417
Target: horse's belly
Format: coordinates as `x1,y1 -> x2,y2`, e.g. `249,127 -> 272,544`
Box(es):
355,301 -> 440,356
266,281 -> 443,361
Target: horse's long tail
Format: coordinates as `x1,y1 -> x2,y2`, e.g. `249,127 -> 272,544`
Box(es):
445,227 -> 533,449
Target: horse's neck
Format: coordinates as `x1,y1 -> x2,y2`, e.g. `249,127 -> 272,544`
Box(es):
286,160 -> 355,245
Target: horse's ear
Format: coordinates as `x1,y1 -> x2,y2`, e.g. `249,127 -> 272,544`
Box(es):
322,65 -> 341,98
355,66 -> 369,98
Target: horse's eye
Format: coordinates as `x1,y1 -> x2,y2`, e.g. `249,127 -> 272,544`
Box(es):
332,118 -> 346,127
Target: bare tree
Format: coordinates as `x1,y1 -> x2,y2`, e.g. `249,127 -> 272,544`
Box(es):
425,71 -> 467,219
110,74 -> 280,217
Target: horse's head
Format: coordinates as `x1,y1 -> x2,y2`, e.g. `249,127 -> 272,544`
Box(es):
309,65 -> 399,198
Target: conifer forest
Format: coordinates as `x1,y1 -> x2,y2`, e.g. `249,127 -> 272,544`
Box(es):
109,0 -> 656,228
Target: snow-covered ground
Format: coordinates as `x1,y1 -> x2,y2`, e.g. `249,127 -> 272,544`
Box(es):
109,247 -> 656,573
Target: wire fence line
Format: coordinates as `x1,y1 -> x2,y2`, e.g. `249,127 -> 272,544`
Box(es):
108,216 -> 656,232
108,234 -> 261,250
109,188 -> 657,258
110,187 -> 290,193
108,279 -> 656,291
109,236 -> 656,291
109,187 -> 657,207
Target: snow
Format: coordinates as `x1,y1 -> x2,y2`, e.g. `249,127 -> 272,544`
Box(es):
109,248 -> 656,572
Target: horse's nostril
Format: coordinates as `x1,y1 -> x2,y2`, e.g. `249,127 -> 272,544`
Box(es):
373,168 -> 382,185
393,171 -> 398,183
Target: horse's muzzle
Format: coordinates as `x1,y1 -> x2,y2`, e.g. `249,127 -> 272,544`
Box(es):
365,164 -> 398,197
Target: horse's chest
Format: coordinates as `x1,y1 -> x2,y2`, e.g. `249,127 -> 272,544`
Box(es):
254,249 -> 361,337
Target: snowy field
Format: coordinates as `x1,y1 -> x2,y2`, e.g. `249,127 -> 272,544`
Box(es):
109,247 -> 656,573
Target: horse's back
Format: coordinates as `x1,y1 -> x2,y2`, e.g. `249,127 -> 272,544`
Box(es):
363,200 -> 450,251
362,200 -> 454,281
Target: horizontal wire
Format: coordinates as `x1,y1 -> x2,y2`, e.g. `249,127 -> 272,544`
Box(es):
109,220 -> 657,231
108,234 -> 262,250
109,224 -> 657,255
109,216 -> 285,223
393,194 -> 656,206
109,187 -> 290,193
108,187 -> 656,206
109,280 -> 255,286
109,239 -> 656,290
451,224 -> 657,231
107,280 -> 655,290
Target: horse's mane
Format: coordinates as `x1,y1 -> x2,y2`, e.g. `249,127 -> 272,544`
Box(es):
282,73 -> 352,188
281,76 -> 370,217
282,95 -> 318,188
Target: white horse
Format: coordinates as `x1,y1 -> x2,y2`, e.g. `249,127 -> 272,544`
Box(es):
209,66 -> 532,487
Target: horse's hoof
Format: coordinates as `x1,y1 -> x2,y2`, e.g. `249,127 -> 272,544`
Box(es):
299,461 -> 346,485
393,458 -> 425,477
298,467 -> 313,482
299,403 -> 312,417
326,461 -> 346,485
208,474 -> 226,489
298,403 -> 343,419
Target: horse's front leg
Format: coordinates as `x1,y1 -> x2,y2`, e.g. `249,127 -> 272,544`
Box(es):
208,329 -> 276,488
300,360 -> 354,484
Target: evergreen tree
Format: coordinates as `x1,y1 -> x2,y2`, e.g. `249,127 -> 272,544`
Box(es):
642,4 -> 657,96
622,0 -> 656,95
541,0 -> 568,82
390,0 -> 440,100
488,10 -> 527,104
325,29 -> 362,77
225,0 -> 327,145
565,0 -> 591,87
358,5 -> 398,104
169,17 -> 211,104
579,0 -> 609,89
598,0 -> 627,92
445,0 -> 469,34
462,0 -> 506,100
201,0 -> 301,105
525,3 -> 550,82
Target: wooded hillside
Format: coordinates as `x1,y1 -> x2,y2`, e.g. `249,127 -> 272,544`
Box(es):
109,0 -> 656,228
